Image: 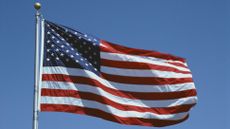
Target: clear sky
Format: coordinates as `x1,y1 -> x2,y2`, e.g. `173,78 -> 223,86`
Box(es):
0,0 -> 229,129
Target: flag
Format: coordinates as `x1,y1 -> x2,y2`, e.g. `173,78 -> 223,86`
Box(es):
40,20 -> 197,127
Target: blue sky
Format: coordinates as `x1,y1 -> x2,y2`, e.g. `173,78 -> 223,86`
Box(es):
0,0 -> 229,129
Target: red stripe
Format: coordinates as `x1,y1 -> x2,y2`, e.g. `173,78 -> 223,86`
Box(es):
100,40 -> 186,63
101,72 -> 193,85
41,104 -> 189,127
41,88 -> 196,114
101,58 -> 191,74
43,74 -> 196,100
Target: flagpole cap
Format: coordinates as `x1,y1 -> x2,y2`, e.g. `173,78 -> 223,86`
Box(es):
34,2 -> 41,10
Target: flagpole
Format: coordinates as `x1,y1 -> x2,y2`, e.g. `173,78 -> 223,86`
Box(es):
33,2 -> 41,129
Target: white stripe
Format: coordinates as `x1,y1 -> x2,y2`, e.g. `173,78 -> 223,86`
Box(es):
100,43 -> 187,66
40,96 -> 189,120
43,66 -> 195,92
42,81 -> 197,107
105,81 -> 196,92
100,52 -> 190,72
101,66 -> 192,78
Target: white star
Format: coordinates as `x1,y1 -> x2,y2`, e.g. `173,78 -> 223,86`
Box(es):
61,45 -> 64,48
56,40 -> 60,43
66,50 -> 69,53
52,36 -> 55,39
93,43 -> 96,46
93,39 -> 97,41
88,38 -> 91,41
85,63 -> 88,66
47,49 -> 50,52
61,38 -> 65,41
60,53 -> 64,56
56,57 -> 59,60
71,48 -> 74,51
75,60 -> 79,63
84,34 -> 87,37
46,58 -> 50,61
51,29 -> 55,32
75,53 -> 79,56
94,68 -> 97,71
70,55 -> 74,58
47,40 -> 50,43
74,32 -> 78,35
69,34 -> 72,37
80,58 -> 83,61
47,24 -> 50,27
65,29 -> 68,32
51,53 -> 54,56
47,31 -> 51,34
55,49 -> 59,52
51,44 -> 55,47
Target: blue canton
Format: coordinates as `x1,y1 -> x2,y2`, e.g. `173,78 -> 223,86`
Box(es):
43,20 -> 100,75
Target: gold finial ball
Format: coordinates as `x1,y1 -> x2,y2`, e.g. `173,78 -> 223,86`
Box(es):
34,2 -> 41,10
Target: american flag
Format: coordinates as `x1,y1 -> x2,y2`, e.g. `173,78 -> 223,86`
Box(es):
40,20 -> 197,127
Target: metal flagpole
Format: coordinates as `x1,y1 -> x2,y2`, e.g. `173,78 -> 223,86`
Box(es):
33,2 -> 41,129
38,18 -> 45,112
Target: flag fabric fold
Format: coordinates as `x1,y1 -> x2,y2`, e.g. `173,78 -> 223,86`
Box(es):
39,20 -> 197,127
